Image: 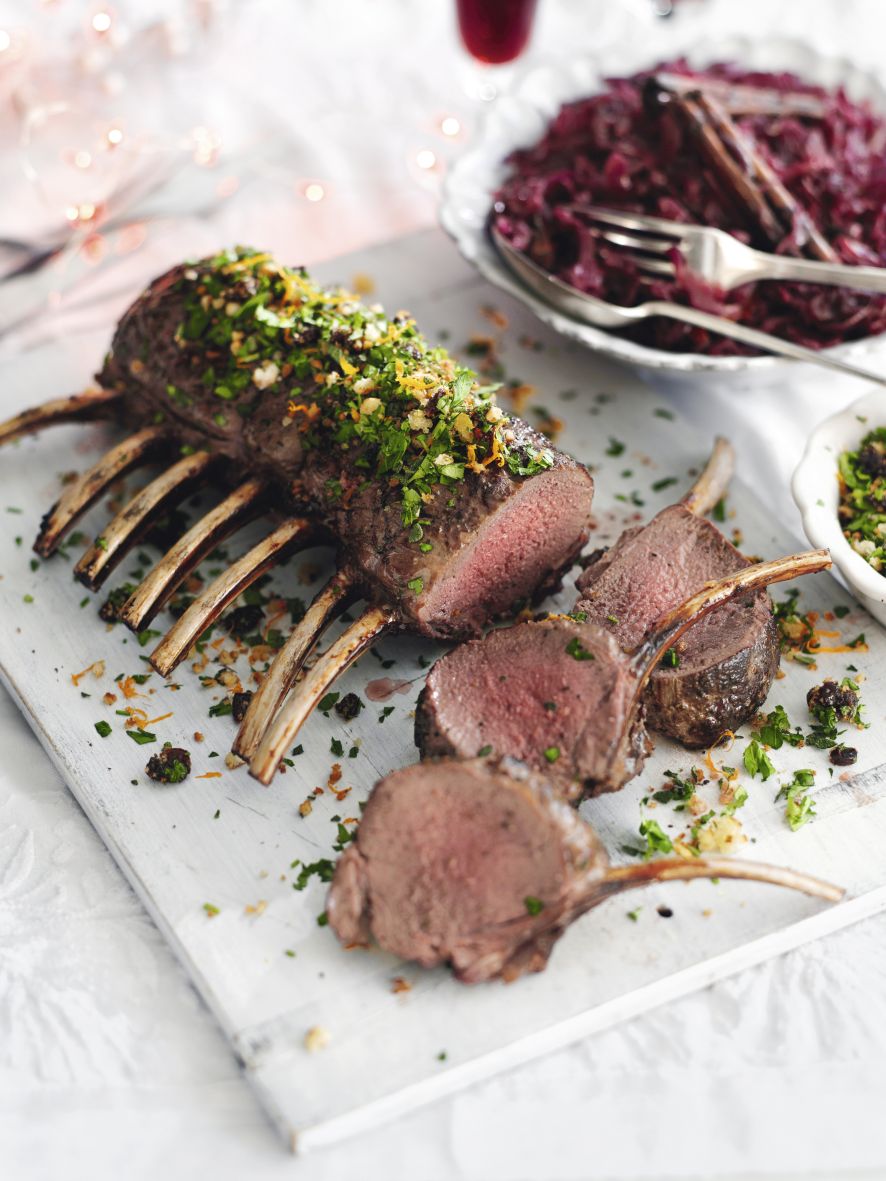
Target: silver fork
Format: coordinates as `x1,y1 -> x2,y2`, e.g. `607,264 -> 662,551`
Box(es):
581,205 -> 886,294
489,224 -> 886,386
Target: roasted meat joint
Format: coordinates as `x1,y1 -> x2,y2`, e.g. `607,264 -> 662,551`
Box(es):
0,249 -> 843,987
328,757 -> 843,984
0,248 -> 595,782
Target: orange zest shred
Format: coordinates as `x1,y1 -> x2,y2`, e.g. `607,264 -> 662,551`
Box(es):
705,730 -> 737,780
806,628 -> 868,655
145,712 -> 173,726
120,675 -> 144,699
221,252 -> 271,274
71,660 -> 105,686
196,771 -> 222,779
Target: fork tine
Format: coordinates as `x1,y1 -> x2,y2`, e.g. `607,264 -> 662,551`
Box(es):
595,228 -> 676,257
35,426 -> 171,557
74,450 -> 218,590
232,567 -> 359,761
582,205 -> 686,238
249,605 -> 399,786
119,478 -> 269,631
629,256 -> 677,279
149,517 -> 322,677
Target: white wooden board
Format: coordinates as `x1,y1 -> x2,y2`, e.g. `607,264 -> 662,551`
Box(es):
2,229 -> 886,1153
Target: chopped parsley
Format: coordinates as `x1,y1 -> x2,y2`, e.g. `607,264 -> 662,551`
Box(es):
126,728 -> 156,745
565,636 -> 594,661
94,720 -> 112,738
291,858 -> 336,891
759,704 -> 804,750
777,769 -> 817,831
743,737 -> 776,781
166,249 -> 554,532
837,427 -> 886,574
524,896 -> 544,916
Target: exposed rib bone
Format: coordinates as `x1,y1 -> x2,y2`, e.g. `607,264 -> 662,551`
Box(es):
233,567 -> 360,761
150,517 -> 321,677
119,478 -> 268,631
0,388 -> 121,447
681,436 -> 735,517
74,450 -> 217,590
34,426 -> 171,557
250,605 -> 399,785
597,855 -> 843,904
630,549 -> 831,694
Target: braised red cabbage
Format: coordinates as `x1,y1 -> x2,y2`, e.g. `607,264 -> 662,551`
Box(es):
492,60 -> 886,354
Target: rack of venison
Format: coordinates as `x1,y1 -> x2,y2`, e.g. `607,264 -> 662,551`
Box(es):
328,530 -> 835,980
1,249 -> 845,986
0,249 -> 594,784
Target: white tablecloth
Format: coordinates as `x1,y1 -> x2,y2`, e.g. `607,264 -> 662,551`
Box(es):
2,1 -> 886,1177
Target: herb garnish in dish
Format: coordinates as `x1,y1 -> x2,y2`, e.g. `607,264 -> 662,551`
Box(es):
839,427 -> 886,573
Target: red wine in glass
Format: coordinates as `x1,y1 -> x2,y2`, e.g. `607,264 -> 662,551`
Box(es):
456,0 -> 539,65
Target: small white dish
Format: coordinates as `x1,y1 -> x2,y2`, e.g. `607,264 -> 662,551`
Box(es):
441,35 -> 886,382
792,390 -> 886,626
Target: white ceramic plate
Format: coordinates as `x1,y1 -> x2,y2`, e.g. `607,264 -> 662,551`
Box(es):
440,35 -> 886,379
793,390 -> 886,625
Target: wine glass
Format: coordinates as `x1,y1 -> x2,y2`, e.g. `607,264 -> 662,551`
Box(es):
455,0 -> 540,101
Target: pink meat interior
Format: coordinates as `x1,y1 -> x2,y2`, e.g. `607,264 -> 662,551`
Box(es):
356,763 -> 565,962
419,466 -> 591,634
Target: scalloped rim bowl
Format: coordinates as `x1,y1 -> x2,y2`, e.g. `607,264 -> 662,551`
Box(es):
793,390 -> 886,626
440,35 -> 886,377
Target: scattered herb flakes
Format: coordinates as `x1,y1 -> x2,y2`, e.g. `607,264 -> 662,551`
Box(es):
759,704 -> 804,750
652,476 -> 679,493
743,737 -> 776,781
721,784 -> 749,816
654,408 -> 675,421
524,896 -> 544,916
777,769 -> 817,831
638,818 -> 674,860
378,705 -> 395,723
208,699 -> 233,718
543,746 -> 560,763
565,636 -> 594,661
126,728 -> 157,745
605,437 -> 626,457
712,497 -> 727,523
136,628 -> 162,648
834,605 -> 851,619
652,768 -> 698,808
316,911 -> 329,927
627,907 -> 642,922
407,576 -> 424,595
662,647 -> 680,668
203,902 -> 220,918
318,691 -> 340,715
292,858 -> 336,891
94,720 -> 112,738
330,737 -> 344,757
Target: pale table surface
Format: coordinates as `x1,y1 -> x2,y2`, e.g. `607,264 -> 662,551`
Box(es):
2,1 -> 886,1178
